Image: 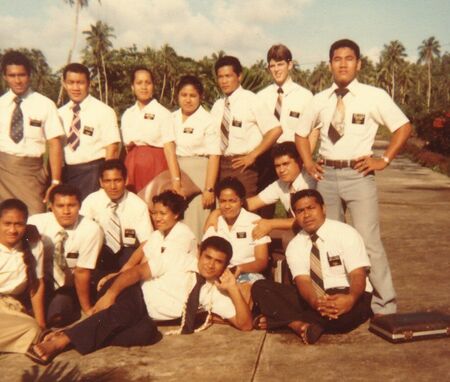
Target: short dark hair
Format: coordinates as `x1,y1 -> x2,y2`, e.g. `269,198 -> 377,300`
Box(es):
63,63 -> 90,82
1,51 -> 32,75
271,142 -> 301,164
214,56 -> 242,76
152,190 -> 187,220
49,184 -> 82,205
99,159 -> 127,180
131,66 -> 154,84
329,39 -> 361,61
0,198 -> 28,220
176,75 -> 204,97
291,189 -> 324,211
200,236 -> 233,266
267,44 -> 292,63
215,177 -> 247,210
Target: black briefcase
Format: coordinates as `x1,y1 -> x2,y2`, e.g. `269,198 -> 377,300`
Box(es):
369,311 -> 450,343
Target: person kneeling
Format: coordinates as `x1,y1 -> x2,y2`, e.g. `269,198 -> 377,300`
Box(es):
251,189 -> 372,344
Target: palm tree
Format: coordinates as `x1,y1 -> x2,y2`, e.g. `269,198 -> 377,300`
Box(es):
418,36 -> 441,111
379,40 -> 407,101
309,62 -> 332,93
83,20 -> 115,104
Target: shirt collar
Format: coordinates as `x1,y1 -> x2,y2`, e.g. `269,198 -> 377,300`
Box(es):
225,85 -> 243,103
290,172 -> 305,192
70,94 -> 91,110
328,79 -> 359,98
6,88 -> 33,103
278,77 -> 295,94
50,212 -> 81,232
0,241 -> 22,253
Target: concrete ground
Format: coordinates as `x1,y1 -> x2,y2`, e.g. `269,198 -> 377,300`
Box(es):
1,143 -> 449,382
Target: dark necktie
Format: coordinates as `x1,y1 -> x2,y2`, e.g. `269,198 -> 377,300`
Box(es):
274,87 -> 283,120
309,233 -> 325,297
328,88 -> 349,144
67,103 -> 81,150
181,272 -> 207,334
10,96 -> 24,143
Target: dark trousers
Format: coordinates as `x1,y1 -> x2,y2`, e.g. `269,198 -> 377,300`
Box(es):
46,286 -> 81,328
220,156 -> 259,197
251,280 -> 372,333
63,159 -> 104,201
64,279 -> 161,355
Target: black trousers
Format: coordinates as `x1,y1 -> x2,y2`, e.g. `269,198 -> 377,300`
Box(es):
63,158 -> 104,201
46,286 -> 81,328
64,279 -> 161,355
251,279 -> 372,333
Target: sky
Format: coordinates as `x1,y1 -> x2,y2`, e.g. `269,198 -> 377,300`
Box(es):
0,0 -> 448,71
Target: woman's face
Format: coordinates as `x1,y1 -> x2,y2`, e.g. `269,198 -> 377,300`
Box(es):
151,202 -> 178,235
178,84 -> 201,116
132,70 -> 153,103
218,188 -> 242,222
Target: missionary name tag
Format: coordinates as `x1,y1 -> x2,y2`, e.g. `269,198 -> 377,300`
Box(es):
352,113 -> 365,124
232,119 -> 242,128
83,126 -> 94,136
236,232 -> 247,239
183,127 -> 194,134
289,111 -> 300,118
124,229 -> 136,238
327,253 -> 342,267
161,246 -> 166,253
66,252 -> 79,259
144,113 -> 155,120
29,118 -> 43,127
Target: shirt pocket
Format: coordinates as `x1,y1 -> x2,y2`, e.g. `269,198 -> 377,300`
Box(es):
25,116 -> 45,139
178,126 -> 203,149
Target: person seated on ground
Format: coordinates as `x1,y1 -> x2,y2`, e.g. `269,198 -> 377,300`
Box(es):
205,142 -> 315,241
28,185 -> 103,327
80,159 -> 153,275
97,190 -> 197,290
30,236 -> 253,365
251,189 -> 373,344
203,177 -> 270,289
0,199 -> 45,355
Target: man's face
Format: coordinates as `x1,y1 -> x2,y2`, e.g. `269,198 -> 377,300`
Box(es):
100,169 -> 126,202
274,155 -> 301,183
268,59 -> 293,86
3,65 -> 31,96
63,71 -> 90,103
293,196 -> 326,234
0,209 -> 27,249
197,246 -> 229,281
329,47 -> 361,88
51,194 -> 80,228
217,65 -> 241,96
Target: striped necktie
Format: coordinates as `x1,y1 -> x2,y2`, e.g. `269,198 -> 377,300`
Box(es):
54,229 -> 69,270
220,97 -> 231,153
105,202 -> 122,253
328,88 -> 349,144
10,96 -> 24,143
274,87 -> 283,120
181,272 -> 207,334
309,233 -> 326,297
67,103 -> 81,150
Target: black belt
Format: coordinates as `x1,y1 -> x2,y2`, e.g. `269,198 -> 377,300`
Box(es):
323,159 -> 356,169
326,287 -> 350,295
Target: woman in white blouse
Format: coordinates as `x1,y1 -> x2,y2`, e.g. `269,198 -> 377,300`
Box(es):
173,75 -> 221,240
121,67 -> 182,195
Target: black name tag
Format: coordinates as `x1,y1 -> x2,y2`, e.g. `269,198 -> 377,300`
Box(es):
289,111 -> 300,118
67,252 -> 79,259
183,127 -> 194,134
144,113 -> 155,120
327,253 -> 342,267
232,119 -> 242,128
124,229 -> 136,238
352,113 -> 365,124
161,247 -> 166,253
236,232 -> 247,239
83,126 -> 94,136
29,119 -> 43,127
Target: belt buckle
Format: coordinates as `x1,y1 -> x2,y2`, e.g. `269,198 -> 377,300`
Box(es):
335,161 -> 343,169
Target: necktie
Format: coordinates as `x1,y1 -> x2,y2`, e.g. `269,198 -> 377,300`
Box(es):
181,272 -> 207,334
67,103 -> 81,150
274,87 -> 283,120
328,88 -> 349,144
105,202 -> 122,253
309,233 -> 326,297
54,230 -> 69,270
220,97 -> 231,153
10,96 -> 24,143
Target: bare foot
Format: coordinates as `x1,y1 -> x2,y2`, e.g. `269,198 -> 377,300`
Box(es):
33,332 -> 70,362
252,315 -> 268,330
288,321 -> 324,344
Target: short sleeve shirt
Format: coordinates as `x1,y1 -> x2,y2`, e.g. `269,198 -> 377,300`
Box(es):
173,106 -> 221,156
258,79 -> 313,143
58,95 -> 120,164
210,86 -> 280,155
0,89 -> 64,157
296,80 -> 409,159
121,99 -> 175,148
203,208 -> 271,267
285,219 -> 372,292
81,189 -> 153,246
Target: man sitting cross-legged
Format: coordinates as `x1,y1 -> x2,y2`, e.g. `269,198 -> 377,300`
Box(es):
30,236 -> 252,364
251,189 -> 373,344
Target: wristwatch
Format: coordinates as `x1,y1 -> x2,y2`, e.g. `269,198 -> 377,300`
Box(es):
381,155 -> 390,165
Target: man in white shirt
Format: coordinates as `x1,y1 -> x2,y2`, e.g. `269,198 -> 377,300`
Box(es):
295,39 -> 412,315
251,190 -> 373,344
30,236 -> 252,363
211,56 -> 282,199
59,63 -> 121,201
0,51 -> 63,215
81,159 -> 152,272
28,185 -> 103,327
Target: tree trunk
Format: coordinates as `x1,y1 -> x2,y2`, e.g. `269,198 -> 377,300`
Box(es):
101,51 -> 109,105
427,60 -> 431,111
160,72 -> 167,103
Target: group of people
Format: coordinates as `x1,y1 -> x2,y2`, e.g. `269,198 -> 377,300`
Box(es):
0,37 -> 411,365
